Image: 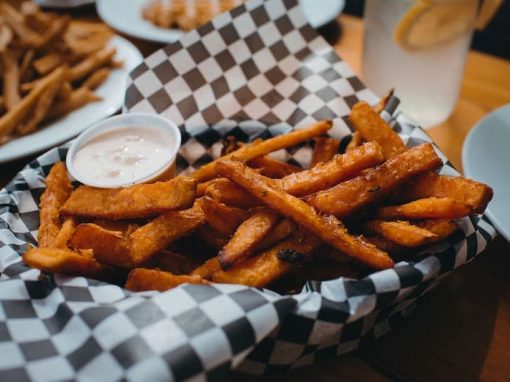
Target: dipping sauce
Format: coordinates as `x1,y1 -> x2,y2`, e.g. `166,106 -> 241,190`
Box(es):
73,127 -> 173,187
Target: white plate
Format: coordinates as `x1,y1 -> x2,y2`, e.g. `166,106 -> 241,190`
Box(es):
36,0 -> 95,8
97,0 -> 345,44
462,104 -> 510,242
0,36 -> 143,164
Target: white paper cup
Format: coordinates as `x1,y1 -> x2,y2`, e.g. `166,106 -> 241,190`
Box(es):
66,113 -> 181,188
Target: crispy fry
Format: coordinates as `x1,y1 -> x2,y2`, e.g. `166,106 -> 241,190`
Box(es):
398,173 -> 493,214
68,223 -> 132,268
191,257 -> 222,279
126,268 -> 206,292
18,67 -> 65,135
311,137 -> 340,167
212,230 -> 321,287
366,235 -> 407,254
33,52 -> 63,75
365,220 -> 438,247
219,208 -> 279,269
129,206 -> 205,265
196,197 -> 249,235
45,86 -> 101,121
350,101 -> 406,159
2,49 -> 20,111
248,156 -> 302,178
81,67 -> 110,90
0,66 -> 65,138
305,143 -> 442,218
256,218 -> 296,251
38,162 -> 72,248
23,247 -> 108,278
143,250 -> 200,275
191,120 -> 332,181
206,142 -> 385,207
67,46 -> 116,82
346,131 -> 363,152
373,89 -> 394,115
52,217 -> 77,249
61,176 -> 197,219
375,197 -> 473,220
217,160 -> 394,269
279,141 -> 385,196
415,219 -> 458,239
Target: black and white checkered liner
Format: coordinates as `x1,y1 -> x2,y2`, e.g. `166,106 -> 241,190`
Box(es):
0,0 -> 496,380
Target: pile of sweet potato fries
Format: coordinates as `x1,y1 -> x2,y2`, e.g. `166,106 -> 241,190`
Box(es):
0,1 -> 120,145
23,100 -> 493,292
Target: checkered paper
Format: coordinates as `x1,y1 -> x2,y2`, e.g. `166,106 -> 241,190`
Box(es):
0,0 -> 496,381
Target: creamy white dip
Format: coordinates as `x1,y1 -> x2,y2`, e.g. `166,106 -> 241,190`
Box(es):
73,127 -> 172,187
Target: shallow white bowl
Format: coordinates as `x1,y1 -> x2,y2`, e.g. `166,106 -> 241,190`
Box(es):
66,113 -> 181,188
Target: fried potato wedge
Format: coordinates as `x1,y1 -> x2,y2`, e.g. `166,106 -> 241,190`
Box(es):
212,230 -> 321,287
219,208 -> 279,269
38,162 -> 73,248
23,247 -> 108,278
311,137 -> 340,167
68,223 -> 132,268
126,268 -> 206,292
192,120 -> 332,181
375,197 -> 472,220
350,101 -> 406,159
61,176 -> 197,219
129,205 -> 205,265
216,160 -> 394,269
398,173 -> 493,214
305,143 -> 442,218
365,220 -> 438,247
196,197 -> 249,235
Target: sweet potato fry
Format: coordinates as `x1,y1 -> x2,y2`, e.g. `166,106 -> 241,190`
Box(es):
52,217 -> 77,249
212,230 -> 322,287
45,86 -> 101,121
129,205 -> 205,265
67,46 -> 116,82
196,197 -> 249,235
92,219 -> 140,236
38,162 -> 73,248
2,49 -> 20,111
350,101 -> 406,159
311,137 -> 340,167
305,143 -> 442,218
365,220 -> 438,247
207,142 -> 385,206
375,197 -> 473,220
297,258 -> 360,281
314,244 -> 352,264
192,120 -> 332,181
196,178 -> 220,197
397,172 -> 493,214
191,257 -> 222,279
81,67 -> 110,90
0,66 -> 65,139
415,219 -> 458,239
68,223 -> 132,268
143,250 -> 200,275
126,268 -> 206,292
256,218 -> 296,251
60,176 -> 197,219
23,247 -> 108,278
216,160 -> 394,269
219,208 -> 279,269
346,132 -> 363,152
366,235 -> 407,254
248,156 -> 302,178
373,89 -> 394,115
193,225 -> 229,250
279,141 -> 385,196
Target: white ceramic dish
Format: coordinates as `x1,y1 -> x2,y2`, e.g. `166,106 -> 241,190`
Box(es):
462,104 -> 510,242
97,0 -> 345,44
0,36 -> 143,164
36,0 -> 95,8
67,113 -> 181,188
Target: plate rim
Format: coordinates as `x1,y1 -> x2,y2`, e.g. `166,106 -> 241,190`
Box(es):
462,103 -> 510,242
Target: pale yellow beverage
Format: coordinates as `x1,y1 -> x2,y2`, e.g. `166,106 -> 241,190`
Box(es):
362,0 -> 497,127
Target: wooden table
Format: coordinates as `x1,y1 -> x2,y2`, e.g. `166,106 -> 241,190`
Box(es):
2,9 -> 510,382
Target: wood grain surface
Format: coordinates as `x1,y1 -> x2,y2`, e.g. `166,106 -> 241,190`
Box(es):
1,9 -> 509,382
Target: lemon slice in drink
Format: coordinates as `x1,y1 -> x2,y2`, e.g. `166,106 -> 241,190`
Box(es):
395,0 -> 478,50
